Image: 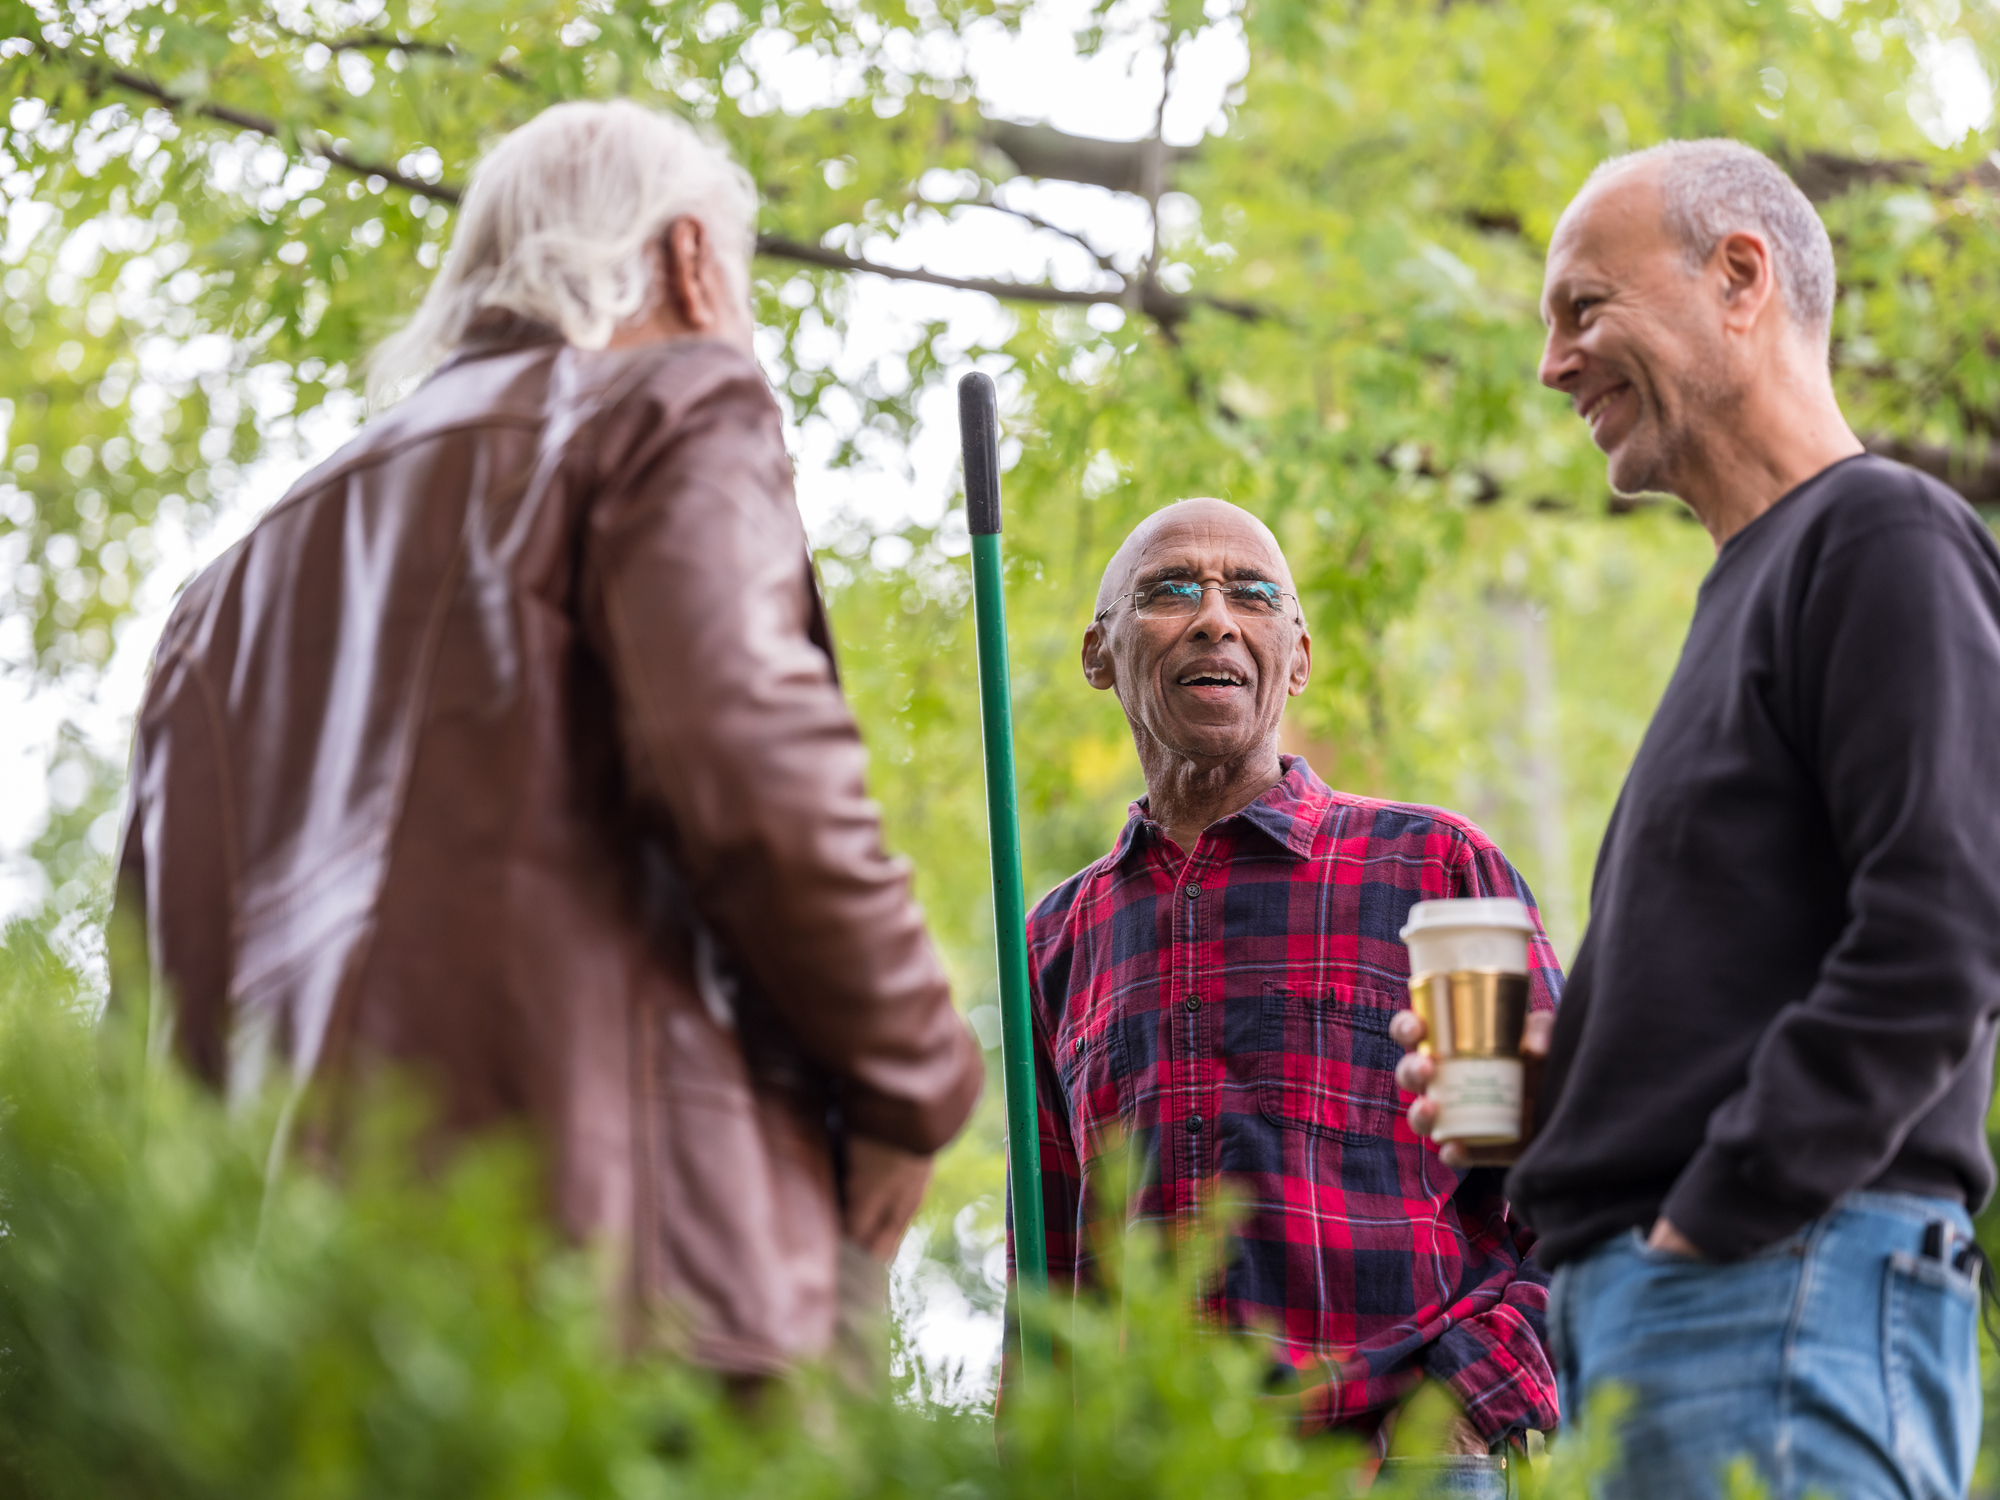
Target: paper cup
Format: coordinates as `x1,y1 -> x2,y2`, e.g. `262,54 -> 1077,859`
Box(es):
1400,898 -> 1535,1145
1400,896 -> 1535,977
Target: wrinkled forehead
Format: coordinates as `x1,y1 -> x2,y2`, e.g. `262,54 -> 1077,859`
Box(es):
1115,505 -> 1290,591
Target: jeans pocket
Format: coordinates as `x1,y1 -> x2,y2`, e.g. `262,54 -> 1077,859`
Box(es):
1882,1250 -> 1980,1500
1620,1226 -> 1708,1269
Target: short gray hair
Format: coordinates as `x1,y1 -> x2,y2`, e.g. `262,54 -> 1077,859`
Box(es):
1586,139 -> 1834,342
370,100 -> 759,401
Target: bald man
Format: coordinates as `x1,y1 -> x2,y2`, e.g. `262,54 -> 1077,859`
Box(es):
1012,498 -> 1559,1485
1403,140 -> 2000,1500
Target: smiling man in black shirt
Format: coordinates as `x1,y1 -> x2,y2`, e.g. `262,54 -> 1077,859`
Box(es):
1394,140 -> 2000,1499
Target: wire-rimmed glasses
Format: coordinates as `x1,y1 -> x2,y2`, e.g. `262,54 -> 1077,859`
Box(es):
1095,579 -> 1298,622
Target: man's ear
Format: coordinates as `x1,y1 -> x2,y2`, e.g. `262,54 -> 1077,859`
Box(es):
1287,625 -> 1312,697
1082,620 -> 1116,691
662,216 -> 720,333
1713,229 -> 1778,335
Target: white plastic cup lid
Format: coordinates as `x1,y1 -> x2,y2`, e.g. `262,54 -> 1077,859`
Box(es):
1399,896 -> 1535,943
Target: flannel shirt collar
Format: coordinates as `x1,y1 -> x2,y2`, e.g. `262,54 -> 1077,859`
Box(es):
1112,753 -> 1323,866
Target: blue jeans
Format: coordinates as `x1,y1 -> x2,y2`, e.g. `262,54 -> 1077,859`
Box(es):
1374,1454 -> 1512,1497
1549,1192 -> 1982,1499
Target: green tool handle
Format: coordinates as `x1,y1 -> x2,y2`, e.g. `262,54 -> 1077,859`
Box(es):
958,373 -> 1051,1367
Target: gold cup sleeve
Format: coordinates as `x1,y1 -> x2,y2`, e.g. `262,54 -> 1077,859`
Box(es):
1407,970 -> 1529,1060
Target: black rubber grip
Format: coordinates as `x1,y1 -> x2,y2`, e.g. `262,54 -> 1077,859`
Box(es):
958,372 -> 1002,535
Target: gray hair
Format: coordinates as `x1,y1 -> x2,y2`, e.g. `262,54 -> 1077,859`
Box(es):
1586,139 -> 1834,343
369,100 -> 758,402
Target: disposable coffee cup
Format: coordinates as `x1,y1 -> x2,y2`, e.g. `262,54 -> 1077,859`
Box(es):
1399,897 -> 1534,1145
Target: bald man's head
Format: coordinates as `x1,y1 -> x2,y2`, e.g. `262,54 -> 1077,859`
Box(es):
1083,497 -> 1311,786
1094,498 -> 1298,618
1539,142 -> 1846,508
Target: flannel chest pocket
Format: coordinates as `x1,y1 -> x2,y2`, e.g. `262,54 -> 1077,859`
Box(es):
1054,1012 -> 1132,1140
1256,981 -> 1402,1142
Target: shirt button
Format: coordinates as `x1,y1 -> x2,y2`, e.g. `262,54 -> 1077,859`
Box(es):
1184,883 -> 1201,899
1184,994 -> 1200,1013
1186,1115 -> 1204,1134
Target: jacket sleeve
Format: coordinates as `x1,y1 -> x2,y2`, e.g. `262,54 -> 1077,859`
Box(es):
107,641 -> 234,1090
579,348 -> 981,1153
1661,511 -> 2000,1258
107,736 -> 153,1036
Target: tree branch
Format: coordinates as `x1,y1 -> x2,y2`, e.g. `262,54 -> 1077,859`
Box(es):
57,43 -> 1989,223
323,33 -> 456,57
71,62 -> 1257,326
271,27 -> 529,84
55,51 -> 2000,475
755,234 -> 1108,304
980,118 -> 1200,194
973,195 -> 1121,273
1466,436 -> 2000,518
1142,14 -> 1180,288
90,65 -> 455,200
1781,150 -> 2000,203
103,49 -> 1203,203
754,234 -> 1257,327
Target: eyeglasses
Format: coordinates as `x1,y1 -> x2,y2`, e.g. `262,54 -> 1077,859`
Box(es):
1097,580 -> 1298,622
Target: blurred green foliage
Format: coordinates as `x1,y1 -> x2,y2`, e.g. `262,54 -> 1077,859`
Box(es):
0,923 -> 1653,1498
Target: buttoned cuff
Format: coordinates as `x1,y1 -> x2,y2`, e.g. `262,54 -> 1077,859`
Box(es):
1423,1313 -> 1558,1443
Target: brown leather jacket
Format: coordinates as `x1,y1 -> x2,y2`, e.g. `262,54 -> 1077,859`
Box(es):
112,327 -> 983,1374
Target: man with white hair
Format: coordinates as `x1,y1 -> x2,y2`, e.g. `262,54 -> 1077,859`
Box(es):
1397,139 -> 2000,1497
111,100 -> 983,1382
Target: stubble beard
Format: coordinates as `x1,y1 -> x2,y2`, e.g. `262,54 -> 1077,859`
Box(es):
1605,354 -> 1739,502
1607,407 -> 1680,498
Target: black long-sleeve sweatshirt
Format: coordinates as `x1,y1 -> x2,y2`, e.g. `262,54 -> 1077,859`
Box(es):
1508,455 -> 2000,1267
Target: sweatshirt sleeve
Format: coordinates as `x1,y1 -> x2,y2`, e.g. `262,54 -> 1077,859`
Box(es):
1662,509 -> 2000,1258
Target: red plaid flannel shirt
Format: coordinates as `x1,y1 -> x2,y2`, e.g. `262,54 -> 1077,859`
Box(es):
1011,757 -> 1561,1442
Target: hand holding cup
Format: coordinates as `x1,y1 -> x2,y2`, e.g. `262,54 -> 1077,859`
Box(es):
1392,898 -> 1549,1169
1393,1007 -> 1553,1168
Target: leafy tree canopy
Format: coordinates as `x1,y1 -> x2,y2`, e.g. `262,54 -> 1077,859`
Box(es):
4,0 -> 1997,966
